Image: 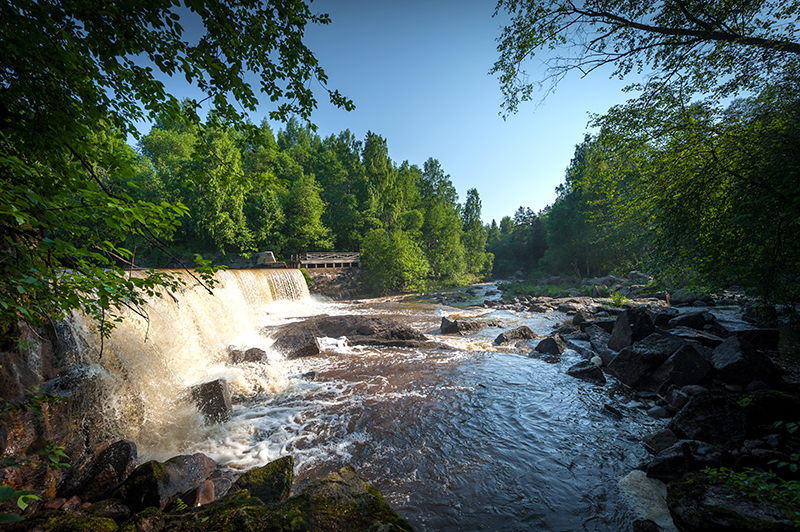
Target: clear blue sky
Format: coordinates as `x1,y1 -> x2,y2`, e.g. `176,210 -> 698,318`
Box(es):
292,0 -> 636,224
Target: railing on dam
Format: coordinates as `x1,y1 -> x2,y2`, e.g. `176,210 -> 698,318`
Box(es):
290,252 -> 361,269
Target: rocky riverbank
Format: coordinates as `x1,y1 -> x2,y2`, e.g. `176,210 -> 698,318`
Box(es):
430,275 -> 800,531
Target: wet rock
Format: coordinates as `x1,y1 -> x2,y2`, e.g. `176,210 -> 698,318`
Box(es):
179,479 -> 215,508
579,319 -> 616,334
642,429 -> 679,455
494,326 -> 537,345
667,326 -> 724,348
68,439 -> 138,502
566,360 -> 606,384
632,519 -> 664,532
271,329 -> 321,359
638,344 -> 712,394
607,332 -> 686,388
534,334 -> 568,355
112,452 -> 217,513
229,347 -> 268,364
646,440 -> 730,482
440,317 -> 485,335
608,308 -> 656,352
668,394 -> 748,448
86,499 -> 131,523
667,474 -> 795,531
667,310 -> 716,331
711,336 -> 782,387
231,455 -> 294,506
647,406 -> 671,419
270,315 -> 428,351
584,324 -> 612,353
190,379 -> 232,424
713,320 -> 780,351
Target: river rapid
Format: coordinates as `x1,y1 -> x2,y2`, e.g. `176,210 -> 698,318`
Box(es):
73,273 -> 668,531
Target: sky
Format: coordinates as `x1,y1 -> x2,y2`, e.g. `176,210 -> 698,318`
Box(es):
291,0 -> 638,224
142,1 -> 641,224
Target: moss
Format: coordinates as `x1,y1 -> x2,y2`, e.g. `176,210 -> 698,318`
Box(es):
2,509 -> 118,532
235,456 -> 294,505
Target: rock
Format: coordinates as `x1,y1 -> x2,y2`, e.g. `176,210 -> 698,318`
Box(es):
231,455 -> 294,506
190,379 -> 233,424
649,308 -> 680,328
579,319 -> 616,334
638,344 -> 712,394
646,440 -> 730,482
668,394 -> 748,448
86,499 -> 131,523
68,439 -> 138,502
270,329 -> 321,359
667,475 -> 795,531
229,347 -> 268,364
713,320 -> 781,351
0,509 -> 118,531
61,495 -> 82,511
566,360 -> 606,384
608,308 -> 656,352
112,452 -> 217,513
632,519 -> 664,532
179,479 -> 215,508
494,326 -> 537,345
440,317 -> 485,335
664,387 -> 689,410
711,336 -> 782,387
667,310 -> 716,331
270,315 -> 428,351
584,324 -> 612,353
607,332 -> 686,388
572,309 -> 593,327
647,406 -> 671,419
44,497 -> 66,509
642,429 -> 679,455
667,326 -> 724,348
535,334 -> 568,354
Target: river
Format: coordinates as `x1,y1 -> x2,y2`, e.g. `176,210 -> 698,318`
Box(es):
71,270 -> 668,531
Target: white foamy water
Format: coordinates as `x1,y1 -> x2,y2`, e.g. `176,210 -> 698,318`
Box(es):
64,273 -> 673,531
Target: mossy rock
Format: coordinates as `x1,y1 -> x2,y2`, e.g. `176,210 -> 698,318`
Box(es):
118,467 -> 412,532
232,456 -> 294,505
1,509 -> 118,531
667,475 -> 796,531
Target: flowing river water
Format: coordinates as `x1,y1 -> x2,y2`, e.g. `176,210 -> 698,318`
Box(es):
67,269 -> 671,531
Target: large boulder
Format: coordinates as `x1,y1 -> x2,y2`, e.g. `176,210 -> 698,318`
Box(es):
713,320 -> 781,351
637,343 -> 713,394
668,393 -> 748,448
112,453 -> 217,513
494,326 -> 537,345
122,466 -> 413,532
608,308 -> 656,351
566,360 -> 606,385
646,440 -> 731,482
584,324 -> 612,354
231,455 -> 294,506
711,336 -> 783,387
190,379 -> 233,424
607,332 -> 686,388
667,310 -> 716,331
534,334 -> 568,355
667,326 -> 724,348
229,347 -> 268,364
268,315 -> 428,354
440,317 -> 485,335
67,439 -> 138,502
667,475 -> 796,531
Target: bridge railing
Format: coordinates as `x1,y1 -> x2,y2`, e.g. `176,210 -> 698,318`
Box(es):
290,252 -> 361,269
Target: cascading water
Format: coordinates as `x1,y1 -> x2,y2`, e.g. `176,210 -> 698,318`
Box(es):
64,273 -> 673,531
66,268 -> 311,459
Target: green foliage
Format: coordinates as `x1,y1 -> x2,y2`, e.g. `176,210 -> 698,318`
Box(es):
0,485 -> 38,522
0,0 -> 355,337
609,292 -> 630,307
702,466 -> 800,526
300,268 -> 312,288
361,229 -> 430,294
493,0 -> 800,117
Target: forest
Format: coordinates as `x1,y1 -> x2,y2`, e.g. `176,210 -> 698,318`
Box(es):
117,109 -> 493,294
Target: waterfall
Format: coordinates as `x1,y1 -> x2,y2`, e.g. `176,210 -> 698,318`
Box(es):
65,268 -> 310,460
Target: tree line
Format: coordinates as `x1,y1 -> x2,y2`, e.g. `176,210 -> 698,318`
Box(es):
117,108 -> 493,293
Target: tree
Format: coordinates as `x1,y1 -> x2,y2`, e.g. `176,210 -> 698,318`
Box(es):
420,158 -> 466,282
281,173 -> 332,253
462,188 -> 491,278
492,0 -> 800,115
361,229 -> 430,294
0,0 -> 351,336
